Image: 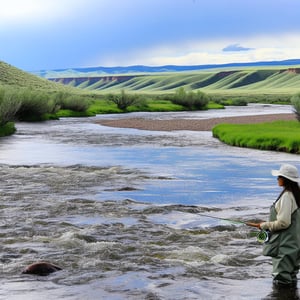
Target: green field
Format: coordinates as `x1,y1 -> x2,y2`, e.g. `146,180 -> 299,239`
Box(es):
212,120 -> 300,153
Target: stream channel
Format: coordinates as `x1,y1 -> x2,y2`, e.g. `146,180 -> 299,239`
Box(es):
0,104 -> 299,300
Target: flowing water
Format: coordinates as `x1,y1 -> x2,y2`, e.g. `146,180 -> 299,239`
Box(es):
0,104 -> 299,300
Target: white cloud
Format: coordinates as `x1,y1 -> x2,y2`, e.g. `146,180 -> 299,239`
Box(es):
1,1 -> 53,21
99,33 -> 300,66
144,47 -> 299,66
0,0 -> 88,26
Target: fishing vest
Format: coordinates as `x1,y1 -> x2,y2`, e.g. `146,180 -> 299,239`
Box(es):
263,192 -> 300,257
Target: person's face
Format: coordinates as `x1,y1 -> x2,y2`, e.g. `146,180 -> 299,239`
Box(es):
277,176 -> 285,187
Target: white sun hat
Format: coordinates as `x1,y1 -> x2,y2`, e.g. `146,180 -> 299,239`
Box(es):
271,164 -> 300,183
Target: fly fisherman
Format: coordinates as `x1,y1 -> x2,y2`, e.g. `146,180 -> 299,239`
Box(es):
247,164 -> 300,287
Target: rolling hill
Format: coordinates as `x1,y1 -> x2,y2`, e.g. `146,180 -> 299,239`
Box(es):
48,67 -> 300,94
33,59 -> 300,77
1,59 -> 300,96
0,61 -> 83,93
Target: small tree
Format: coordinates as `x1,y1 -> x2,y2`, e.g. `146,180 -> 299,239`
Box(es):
193,90 -> 210,109
291,93 -> 300,121
108,90 -> 137,110
171,87 -> 209,110
172,87 -> 187,107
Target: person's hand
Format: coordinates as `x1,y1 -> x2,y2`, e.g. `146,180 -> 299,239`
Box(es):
246,222 -> 261,229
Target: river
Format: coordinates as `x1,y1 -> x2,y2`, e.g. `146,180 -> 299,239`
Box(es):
0,104 -> 299,300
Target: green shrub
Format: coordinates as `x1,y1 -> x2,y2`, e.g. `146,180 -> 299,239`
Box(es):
171,87 -> 209,110
107,90 -> 138,110
0,87 -> 21,125
16,89 -> 54,121
58,95 -> 89,112
291,93 -> 300,121
131,94 -> 149,110
0,122 -> 16,136
18,89 -> 90,120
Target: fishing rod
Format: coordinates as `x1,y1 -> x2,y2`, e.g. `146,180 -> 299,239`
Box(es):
196,212 -> 270,243
196,213 -> 246,225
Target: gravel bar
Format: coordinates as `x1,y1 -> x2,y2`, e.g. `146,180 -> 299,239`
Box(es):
96,113 -> 296,131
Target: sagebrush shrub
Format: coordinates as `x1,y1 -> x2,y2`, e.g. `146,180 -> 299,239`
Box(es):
291,93 -> 300,122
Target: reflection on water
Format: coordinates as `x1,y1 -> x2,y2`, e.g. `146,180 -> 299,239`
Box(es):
0,105 -> 299,299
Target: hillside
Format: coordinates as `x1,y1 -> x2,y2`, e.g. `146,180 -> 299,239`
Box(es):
2,60 -> 300,96
48,68 -> 300,94
0,61 -> 81,93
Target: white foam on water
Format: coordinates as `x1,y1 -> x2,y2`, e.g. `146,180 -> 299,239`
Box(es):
210,254 -> 231,264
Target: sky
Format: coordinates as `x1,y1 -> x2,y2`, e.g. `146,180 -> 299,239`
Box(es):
1,0 -> 300,71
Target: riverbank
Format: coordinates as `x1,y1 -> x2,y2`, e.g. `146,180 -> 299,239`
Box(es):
96,113 -> 296,131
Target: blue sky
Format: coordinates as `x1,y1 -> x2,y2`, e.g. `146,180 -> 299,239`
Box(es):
1,0 -> 300,71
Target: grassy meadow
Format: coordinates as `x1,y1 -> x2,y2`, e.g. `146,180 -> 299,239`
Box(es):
212,121 -> 300,153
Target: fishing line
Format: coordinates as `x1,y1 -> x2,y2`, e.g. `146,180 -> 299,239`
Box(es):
196,212 -> 270,243
196,213 -> 246,225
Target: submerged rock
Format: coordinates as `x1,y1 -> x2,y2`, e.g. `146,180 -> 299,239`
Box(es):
22,262 -> 62,276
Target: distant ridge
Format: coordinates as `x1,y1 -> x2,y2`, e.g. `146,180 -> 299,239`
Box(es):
34,59 -> 300,77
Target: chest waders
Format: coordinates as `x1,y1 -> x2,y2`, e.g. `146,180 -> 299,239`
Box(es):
263,193 -> 300,285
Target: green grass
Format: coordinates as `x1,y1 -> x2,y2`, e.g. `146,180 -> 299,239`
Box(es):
134,99 -> 184,112
87,100 -> 123,114
212,120 -> 300,153
0,61 -> 81,93
86,98 -> 224,114
206,102 -> 225,109
87,98 -> 184,114
55,109 -> 95,118
0,122 -> 16,137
